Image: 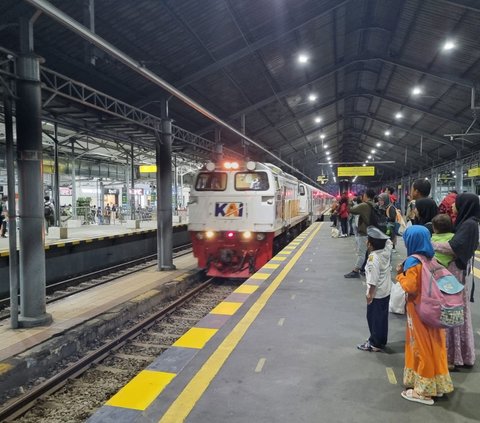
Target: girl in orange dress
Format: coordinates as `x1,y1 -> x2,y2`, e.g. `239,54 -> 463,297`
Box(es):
396,225 -> 453,405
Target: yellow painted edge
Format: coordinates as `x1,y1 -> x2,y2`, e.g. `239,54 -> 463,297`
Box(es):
261,263 -> 279,269
158,222 -> 322,423
277,250 -> 291,255
57,243 -> 65,248
172,327 -> 218,349
72,241 -> 80,245
234,284 -> 259,294
249,273 -> 270,280
473,267 -> 480,278
106,370 -> 176,410
0,362 -> 13,375
1,251 -> 9,256
97,237 -> 104,241
85,239 -> 93,243
270,256 -> 286,262
210,301 -> 243,316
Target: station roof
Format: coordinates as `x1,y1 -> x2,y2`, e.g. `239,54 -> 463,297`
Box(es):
1,0 -> 480,184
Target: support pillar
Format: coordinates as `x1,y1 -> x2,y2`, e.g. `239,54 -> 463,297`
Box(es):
71,140 -> 77,219
431,169 -> 438,202
4,71 -> 19,328
130,144 -> 135,219
53,123 -> 60,226
16,53 -> 52,327
455,160 -> 463,193
157,99 -> 175,271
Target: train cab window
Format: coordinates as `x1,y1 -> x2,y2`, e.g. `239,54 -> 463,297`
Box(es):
235,172 -> 269,191
195,172 -> 227,191
299,185 -> 306,196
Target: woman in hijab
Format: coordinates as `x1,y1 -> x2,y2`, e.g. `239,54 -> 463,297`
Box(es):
431,193 -> 480,368
414,198 -> 438,233
396,226 -> 453,405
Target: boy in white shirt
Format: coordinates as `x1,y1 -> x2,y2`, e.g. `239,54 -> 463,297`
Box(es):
357,226 -> 393,352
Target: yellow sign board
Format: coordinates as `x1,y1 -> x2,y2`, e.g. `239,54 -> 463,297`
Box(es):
139,165 -> 157,173
467,167 -> 480,177
337,166 -> 375,177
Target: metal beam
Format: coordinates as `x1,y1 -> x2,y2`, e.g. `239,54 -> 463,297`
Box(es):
436,0 -> 480,12
24,0 -> 320,186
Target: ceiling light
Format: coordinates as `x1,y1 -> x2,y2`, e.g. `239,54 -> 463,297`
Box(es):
320,133 -> 326,140
395,112 -> 403,119
323,144 -> 328,149
326,151 -> 330,156
368,155 -> 372,159
362,164 -> 366,167
371,149 -> 376,154
330,164 -> 333,168
384,130 -> 391,136
376,142 -> 381,147
442,40 -> 456,51
298,53 -> 310,64
315,116 -> 322,123
308,93 -> 318,102
365,160 -> 369,163
412,86 -> 422,96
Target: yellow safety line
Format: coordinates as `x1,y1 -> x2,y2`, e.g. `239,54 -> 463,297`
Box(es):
158,223 -> 322,423
386,367 -> 397,384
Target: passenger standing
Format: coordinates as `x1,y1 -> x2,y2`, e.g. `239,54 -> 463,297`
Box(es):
431,193 -> 479,368
414,198 -> 438,233
1,196 -> 8,238
396,226 -> 453,405
357,226 -> 392,352
344,189 -> 375,278
438,190 -> 457,224
410,179 -> 437,226
97,206 -> 103,225
44,196 -> 55,235
329,200 -> 338,228
104,204 -> 111,225
338,195 -> 349,237
431,214 -> 455,268
111,204 -> 117,224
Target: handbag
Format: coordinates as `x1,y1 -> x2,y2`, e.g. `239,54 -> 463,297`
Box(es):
389,282 -> 406,314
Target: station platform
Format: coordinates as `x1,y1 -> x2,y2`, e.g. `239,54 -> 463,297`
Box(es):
0,220 -> 187,255
88,222 -> 480,423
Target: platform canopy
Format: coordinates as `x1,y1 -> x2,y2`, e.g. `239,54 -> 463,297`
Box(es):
1,0 -> 479,184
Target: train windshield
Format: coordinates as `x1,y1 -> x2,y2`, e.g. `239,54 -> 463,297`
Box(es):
235,172 -> 269,191
195,172 -> 227,191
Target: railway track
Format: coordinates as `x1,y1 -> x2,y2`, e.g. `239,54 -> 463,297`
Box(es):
0,243 -> 193,319
0,278 -> 238,422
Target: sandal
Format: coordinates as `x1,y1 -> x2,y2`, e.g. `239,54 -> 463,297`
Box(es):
401,389 -> 434,405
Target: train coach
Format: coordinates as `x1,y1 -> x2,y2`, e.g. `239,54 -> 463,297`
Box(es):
188,160 -> 333,278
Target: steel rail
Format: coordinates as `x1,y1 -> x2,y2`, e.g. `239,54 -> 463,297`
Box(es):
24,0 -> 320,187
0,278 -> 214,421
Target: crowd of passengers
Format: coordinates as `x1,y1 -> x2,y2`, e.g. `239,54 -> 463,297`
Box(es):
329,179 -> 478,406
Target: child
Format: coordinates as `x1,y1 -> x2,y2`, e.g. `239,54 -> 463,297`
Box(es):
431,214 -> 455,268
357,226 -> 392,352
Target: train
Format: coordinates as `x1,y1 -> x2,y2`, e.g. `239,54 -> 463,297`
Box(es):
188,160 -> 334,278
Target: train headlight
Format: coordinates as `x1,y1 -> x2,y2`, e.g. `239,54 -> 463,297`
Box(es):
256,233 -> 266,241
206,231 -> 215,239
196,232 -> 205,240
226,231 -> 235,239
206,162 -> 216,171
242,231 -> 252,239
246,161 -> 256,171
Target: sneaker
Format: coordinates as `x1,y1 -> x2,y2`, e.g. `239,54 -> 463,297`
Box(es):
357,341 -> 382,352
344,270 -> 360,278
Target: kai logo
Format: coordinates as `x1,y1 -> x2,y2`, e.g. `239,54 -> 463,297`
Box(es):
215,202 -> 244,217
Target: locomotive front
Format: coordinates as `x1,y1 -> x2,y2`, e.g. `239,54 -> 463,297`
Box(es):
188,161 -> 277,278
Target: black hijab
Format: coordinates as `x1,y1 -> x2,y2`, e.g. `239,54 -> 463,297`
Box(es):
449,193 -> 480,270
414,198 -> 438,226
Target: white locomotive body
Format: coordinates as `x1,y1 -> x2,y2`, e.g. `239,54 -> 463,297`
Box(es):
188,161 -> 333,277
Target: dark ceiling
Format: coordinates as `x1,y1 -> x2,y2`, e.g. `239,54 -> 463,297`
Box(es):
1,0 -> 480,183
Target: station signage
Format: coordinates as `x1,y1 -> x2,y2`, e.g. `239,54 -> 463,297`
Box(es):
105,188 -> 119,195
59,187 -> 72,196
316,175 -> 328,184
139,165 -> 157,173
468,167 -> 480,177
129,188 -> 144,195
337,166 -> 375,177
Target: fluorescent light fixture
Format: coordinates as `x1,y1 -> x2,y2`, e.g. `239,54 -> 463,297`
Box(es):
442,40 -> 456,51
320,133 -> 326,140
365,160 -> 369,163
308,93 -> 318,102
326,151 -> 330,156
385,130 -> 391,136
352,176 -> 357,182
315,116 -> 322,123
376,142 -> 381,147
395,112 -> 403,119
412,86 -> 422,96
371,149 -> 376,154
298,53 -> 310,64
425,177 -> 429,180
330,164 -> 333,168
